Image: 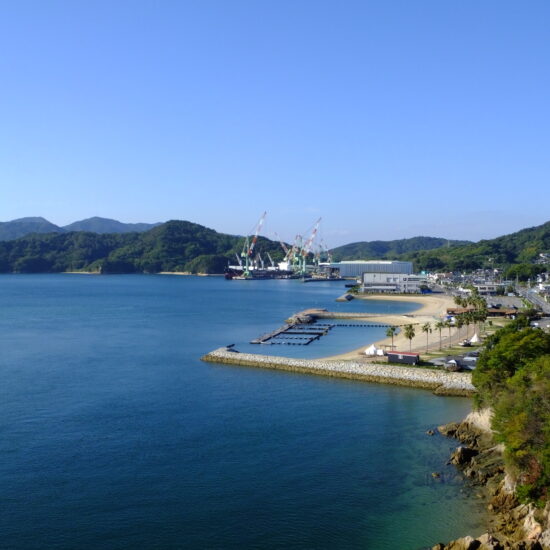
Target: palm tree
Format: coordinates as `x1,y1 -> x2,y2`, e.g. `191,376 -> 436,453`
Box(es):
385,326 -> 397,350
422,322 -> 432,353
463,312 -> 472,339
445,319 -> 453,348
456,316 -> 464,341
478,306 -> 488,335
435,320 -> 445,350
404,324 -> 416,352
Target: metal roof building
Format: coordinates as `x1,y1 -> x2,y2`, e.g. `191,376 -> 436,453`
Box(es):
329,260 -> 413,278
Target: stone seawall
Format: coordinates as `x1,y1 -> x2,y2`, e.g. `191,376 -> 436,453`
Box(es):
201,348 -> 475,396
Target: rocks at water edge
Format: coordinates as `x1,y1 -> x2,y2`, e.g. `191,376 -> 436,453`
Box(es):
434,410 -> 550,550
201,348 -> 476,396
449,446 -> 479,466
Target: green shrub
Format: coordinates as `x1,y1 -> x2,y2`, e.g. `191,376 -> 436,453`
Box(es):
472,320 -> 550,505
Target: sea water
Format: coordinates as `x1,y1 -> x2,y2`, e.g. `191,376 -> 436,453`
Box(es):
0,275 -> 485,549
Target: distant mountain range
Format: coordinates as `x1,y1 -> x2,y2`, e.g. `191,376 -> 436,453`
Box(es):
0,216 -> 161,241
0,216 -> 547,274
0,220 -> 281,274
63,217 -> 161,234
0,217 -> 64,241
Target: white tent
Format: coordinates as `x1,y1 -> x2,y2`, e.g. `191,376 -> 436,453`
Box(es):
365,344 -> 379,356
470,333 -> 480,344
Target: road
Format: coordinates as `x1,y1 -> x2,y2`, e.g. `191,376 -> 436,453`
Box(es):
517,287 -> 550,315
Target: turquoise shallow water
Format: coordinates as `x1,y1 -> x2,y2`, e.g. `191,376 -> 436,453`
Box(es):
0,275 -> 485,549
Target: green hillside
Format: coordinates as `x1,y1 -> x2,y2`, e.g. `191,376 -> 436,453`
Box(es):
331,236 -> 470,261
0,220 -> 283,274
404,220 -> 550,274
62,216 -> 160,233
0,219 -> 548,275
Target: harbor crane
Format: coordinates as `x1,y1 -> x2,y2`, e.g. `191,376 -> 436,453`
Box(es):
273,232 -> 290,260
319,238 -> 333,264
299,218 -> 321,274
240,211 -> 267,277
289,235 -> 303,271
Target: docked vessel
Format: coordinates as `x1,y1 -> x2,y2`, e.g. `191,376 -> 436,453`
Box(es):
225,213 -> 330,281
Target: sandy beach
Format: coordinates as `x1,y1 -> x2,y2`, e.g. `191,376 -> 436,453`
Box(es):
325,293 -> 460,360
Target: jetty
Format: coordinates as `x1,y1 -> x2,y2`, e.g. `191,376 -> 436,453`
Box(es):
251,322 -> 336,345
250,307 -> 419,347
201,348 -> 475,397
202,302 -> 470,394
289,308 -> 418,323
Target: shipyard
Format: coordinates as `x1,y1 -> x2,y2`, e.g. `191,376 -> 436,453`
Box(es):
223,212 -> 430,292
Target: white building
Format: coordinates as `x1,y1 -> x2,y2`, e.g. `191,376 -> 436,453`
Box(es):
327,260 -> 426,292
329,260 -> 413,279
474,283 -> 505,295
361,272 -> 426,293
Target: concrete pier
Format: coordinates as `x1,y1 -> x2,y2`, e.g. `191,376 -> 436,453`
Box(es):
201,348 -> 475,397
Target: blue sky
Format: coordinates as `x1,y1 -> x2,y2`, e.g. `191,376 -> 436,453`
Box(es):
1,1 -> 548,246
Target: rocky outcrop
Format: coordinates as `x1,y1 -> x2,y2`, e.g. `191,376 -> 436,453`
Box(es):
432,532 -> 543,549
335,293 -> 354,302
434,410 -> 550,550
449,445 -> 479,466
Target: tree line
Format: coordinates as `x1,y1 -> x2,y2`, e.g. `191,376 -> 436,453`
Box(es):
0,221 -> 284,274
473,316 -> 550,505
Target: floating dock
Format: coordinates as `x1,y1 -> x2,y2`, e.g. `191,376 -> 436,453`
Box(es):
250,308 -> 419,347
251,322 -> 336,345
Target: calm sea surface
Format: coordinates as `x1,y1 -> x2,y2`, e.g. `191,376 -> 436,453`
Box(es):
0,275 -> 485,549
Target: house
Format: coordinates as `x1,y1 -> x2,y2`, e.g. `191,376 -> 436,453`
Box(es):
487,308 -> 518,318
386,351 -> 420,365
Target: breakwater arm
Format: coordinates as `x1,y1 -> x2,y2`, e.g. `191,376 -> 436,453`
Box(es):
201,348 -> 475,397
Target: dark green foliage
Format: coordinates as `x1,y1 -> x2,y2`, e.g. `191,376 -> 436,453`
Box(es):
492,355 -> 550,504
184,255 -> 230,274
473,325 -> 550,405
331,221 -> 550,271
505,263 -> 546,282
472,320 -> 550,504
0,220 -> 283,274
406,221 -> 550,271
331,236 -> 470,261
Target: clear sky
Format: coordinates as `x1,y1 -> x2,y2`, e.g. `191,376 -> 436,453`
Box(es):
1,1 -> 548,246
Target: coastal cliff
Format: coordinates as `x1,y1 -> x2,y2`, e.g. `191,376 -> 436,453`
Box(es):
433,410 -> 550,550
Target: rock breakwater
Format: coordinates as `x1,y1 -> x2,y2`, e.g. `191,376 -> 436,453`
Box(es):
201,348 -> 475,396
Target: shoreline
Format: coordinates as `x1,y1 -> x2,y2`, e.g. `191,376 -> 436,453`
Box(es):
323,293 -> 460,360
158,272 -> 224,276
201,347 -> 475,396
436,411 -> 550,548
202,292 -> 470,394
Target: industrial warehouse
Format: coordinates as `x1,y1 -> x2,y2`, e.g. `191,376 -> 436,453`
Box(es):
327,260 -> 427,293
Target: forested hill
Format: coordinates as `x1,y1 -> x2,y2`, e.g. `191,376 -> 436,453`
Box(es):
0,220 -> 283,274
62,217 -> 160,234
403,220 -> 550,273
331,236 -> 470,261
0,216 -> 161,240
0,217 -> 64,241
0,219 -> 548,274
